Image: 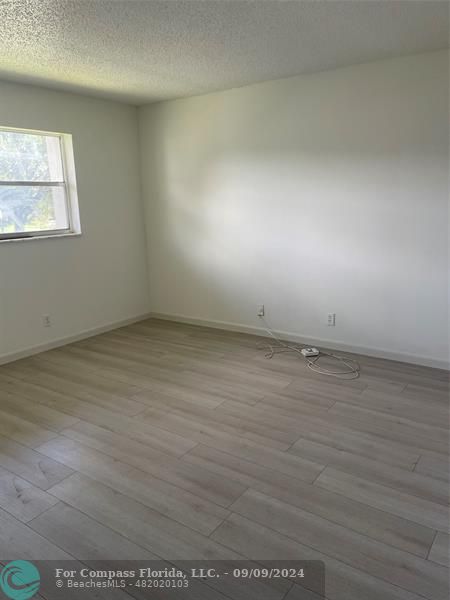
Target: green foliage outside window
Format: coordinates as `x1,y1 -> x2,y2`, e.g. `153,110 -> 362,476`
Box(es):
0,130 -> 63,233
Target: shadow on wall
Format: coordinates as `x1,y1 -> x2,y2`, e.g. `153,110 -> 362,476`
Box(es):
142,53 -> 449,360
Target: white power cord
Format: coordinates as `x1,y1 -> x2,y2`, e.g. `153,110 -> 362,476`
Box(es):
258,316 -> 360,380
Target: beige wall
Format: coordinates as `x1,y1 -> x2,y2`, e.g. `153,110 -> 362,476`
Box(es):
0,81 -> 150,361
139,51 -> 449,368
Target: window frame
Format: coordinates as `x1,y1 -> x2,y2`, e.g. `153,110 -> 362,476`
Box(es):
0,125 -> 81,242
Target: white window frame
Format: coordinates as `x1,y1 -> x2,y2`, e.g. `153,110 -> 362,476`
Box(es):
0,125 -> 81,242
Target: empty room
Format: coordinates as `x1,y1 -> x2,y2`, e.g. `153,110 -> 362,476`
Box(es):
0,1 -> 448,599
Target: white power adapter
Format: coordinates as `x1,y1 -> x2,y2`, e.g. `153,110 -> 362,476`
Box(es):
301,347 -> 320,358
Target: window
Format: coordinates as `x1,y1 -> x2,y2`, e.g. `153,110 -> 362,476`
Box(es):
0,126 -> 80,241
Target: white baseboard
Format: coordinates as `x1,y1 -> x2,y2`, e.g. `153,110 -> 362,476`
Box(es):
150,311 -> 449,371
0,312 -> 152,366
1,309 -> 447,371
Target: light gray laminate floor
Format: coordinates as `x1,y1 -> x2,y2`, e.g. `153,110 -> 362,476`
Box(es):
0,319 -> 448,599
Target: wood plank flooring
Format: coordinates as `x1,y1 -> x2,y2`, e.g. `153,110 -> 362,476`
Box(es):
0,318 -> 448,599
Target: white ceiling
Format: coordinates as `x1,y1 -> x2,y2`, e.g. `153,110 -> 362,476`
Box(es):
0,0 -> 448,105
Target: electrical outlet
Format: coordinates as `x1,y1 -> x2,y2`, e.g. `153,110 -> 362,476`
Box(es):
327,313 -> 336,326
42,315 -> 51,327
257,304 -> 265,317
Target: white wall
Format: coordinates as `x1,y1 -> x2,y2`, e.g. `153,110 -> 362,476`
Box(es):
139,51 -> 449,368
0,81 -> 150,361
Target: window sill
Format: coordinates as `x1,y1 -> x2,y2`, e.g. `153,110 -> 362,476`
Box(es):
0,232 -> 82,244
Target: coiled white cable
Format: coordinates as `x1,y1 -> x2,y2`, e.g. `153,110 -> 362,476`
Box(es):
258,317 -> 360,380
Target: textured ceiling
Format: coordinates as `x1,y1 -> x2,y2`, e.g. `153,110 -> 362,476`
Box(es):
0,0 -> 448,105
